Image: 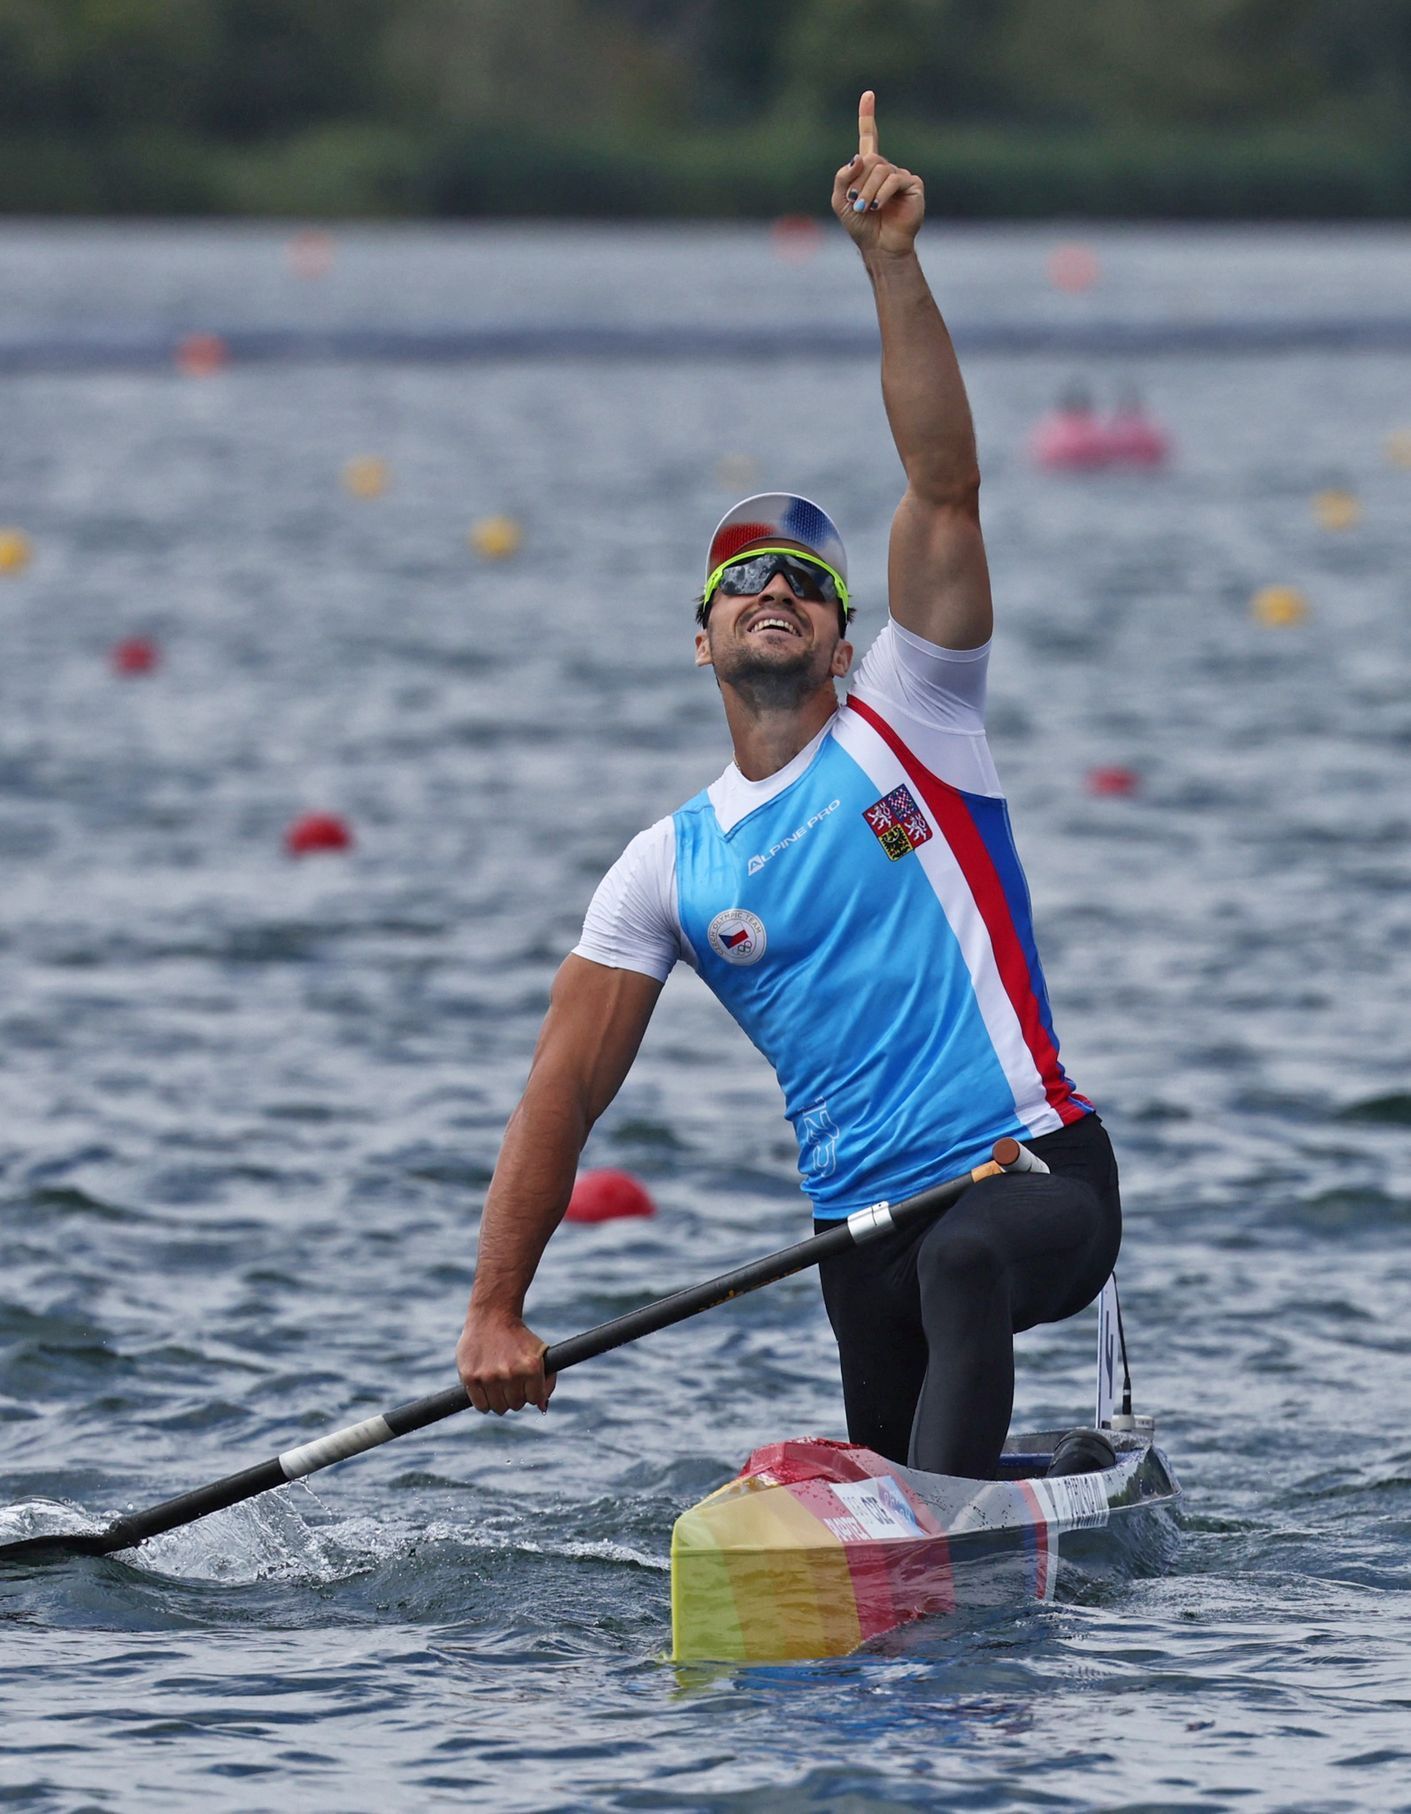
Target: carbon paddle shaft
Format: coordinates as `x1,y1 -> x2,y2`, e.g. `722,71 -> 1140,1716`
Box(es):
2,1142 -> 1036,1560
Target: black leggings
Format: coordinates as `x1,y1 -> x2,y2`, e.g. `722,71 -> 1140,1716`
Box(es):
816,1113 -> 1121,1479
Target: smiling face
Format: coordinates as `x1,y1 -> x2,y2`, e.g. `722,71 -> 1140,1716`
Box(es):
694,538 -> 854,709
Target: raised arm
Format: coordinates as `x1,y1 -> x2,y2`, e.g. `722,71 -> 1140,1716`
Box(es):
455,955 -> 663,1413
833,91 -> 993,650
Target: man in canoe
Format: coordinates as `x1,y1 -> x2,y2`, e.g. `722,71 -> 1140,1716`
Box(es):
456,93 -> 1120,1481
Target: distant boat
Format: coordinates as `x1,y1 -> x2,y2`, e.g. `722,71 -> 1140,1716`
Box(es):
1030,386 -> 1172,470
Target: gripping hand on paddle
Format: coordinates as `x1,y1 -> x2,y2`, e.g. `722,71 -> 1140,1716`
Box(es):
456,1311 -> 555,1415
832,91 -> 924,257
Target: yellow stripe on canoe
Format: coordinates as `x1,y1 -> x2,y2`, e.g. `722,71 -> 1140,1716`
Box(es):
671,1476 -> 862,1663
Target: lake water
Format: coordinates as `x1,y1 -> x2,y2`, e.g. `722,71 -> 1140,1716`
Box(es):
2,222 -> 1410,1811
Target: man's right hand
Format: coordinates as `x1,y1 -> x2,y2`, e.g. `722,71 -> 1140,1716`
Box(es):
456,1308 -> 555,1414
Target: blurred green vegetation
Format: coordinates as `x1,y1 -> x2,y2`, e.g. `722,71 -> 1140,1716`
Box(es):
2,0 -> 1409,216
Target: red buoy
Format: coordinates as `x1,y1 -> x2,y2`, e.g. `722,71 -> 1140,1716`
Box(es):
175,333 -> 230,377
284,812 -> 353,856
287,229 -> 336,280
564,1169 -> 656,1224
1048,242 -> 1101,293
771,215 -> 824,264
111,637 -> 160,675
1086,766 -> 1141,797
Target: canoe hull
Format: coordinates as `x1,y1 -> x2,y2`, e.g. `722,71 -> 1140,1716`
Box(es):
670,1430 -> 1180,1663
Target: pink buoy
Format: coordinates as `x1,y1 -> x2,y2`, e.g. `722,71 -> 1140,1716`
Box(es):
1030,408 -> 1111,471
284,812 -> 353,856
111,636 -> 160,675
564,1169 -> 656,1224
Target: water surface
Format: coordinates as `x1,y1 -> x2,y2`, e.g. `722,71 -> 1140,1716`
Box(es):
2,223 -> 1410,1811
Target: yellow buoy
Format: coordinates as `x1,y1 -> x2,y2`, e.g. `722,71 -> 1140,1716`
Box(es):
1313,488 -> 1361,531
1384,430 -> 1411,469
1252,585 -> 1309,627
343,456 -> 389,499
0,529 -> 32,575
469,515 -> 523,560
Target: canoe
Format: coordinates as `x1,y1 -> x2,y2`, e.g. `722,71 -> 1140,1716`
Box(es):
670,1427 -> 1180,1663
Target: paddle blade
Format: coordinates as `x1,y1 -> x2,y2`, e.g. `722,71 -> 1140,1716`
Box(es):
0,1526 -> 128,1563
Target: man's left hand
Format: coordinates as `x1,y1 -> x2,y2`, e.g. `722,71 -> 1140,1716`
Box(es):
832,90 -> 925,258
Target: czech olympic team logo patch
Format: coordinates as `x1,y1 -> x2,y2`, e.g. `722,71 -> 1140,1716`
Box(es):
707,908 -> 768,966
863,784 -> 934,862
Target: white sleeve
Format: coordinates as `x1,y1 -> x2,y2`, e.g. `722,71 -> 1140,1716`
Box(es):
852,618 -> 991,730
572,817 -> 688,982
848,619 -> 1002,796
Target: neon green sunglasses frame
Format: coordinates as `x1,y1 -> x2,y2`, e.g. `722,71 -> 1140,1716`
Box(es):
701,546 -> 852,620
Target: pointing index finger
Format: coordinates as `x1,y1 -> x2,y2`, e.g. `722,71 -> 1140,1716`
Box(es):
858,90 -> 878,158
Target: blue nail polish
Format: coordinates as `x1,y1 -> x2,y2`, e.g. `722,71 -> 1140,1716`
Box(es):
868,200 -> 880,212
852,197 -> 867,213
847,189 -> 858,201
